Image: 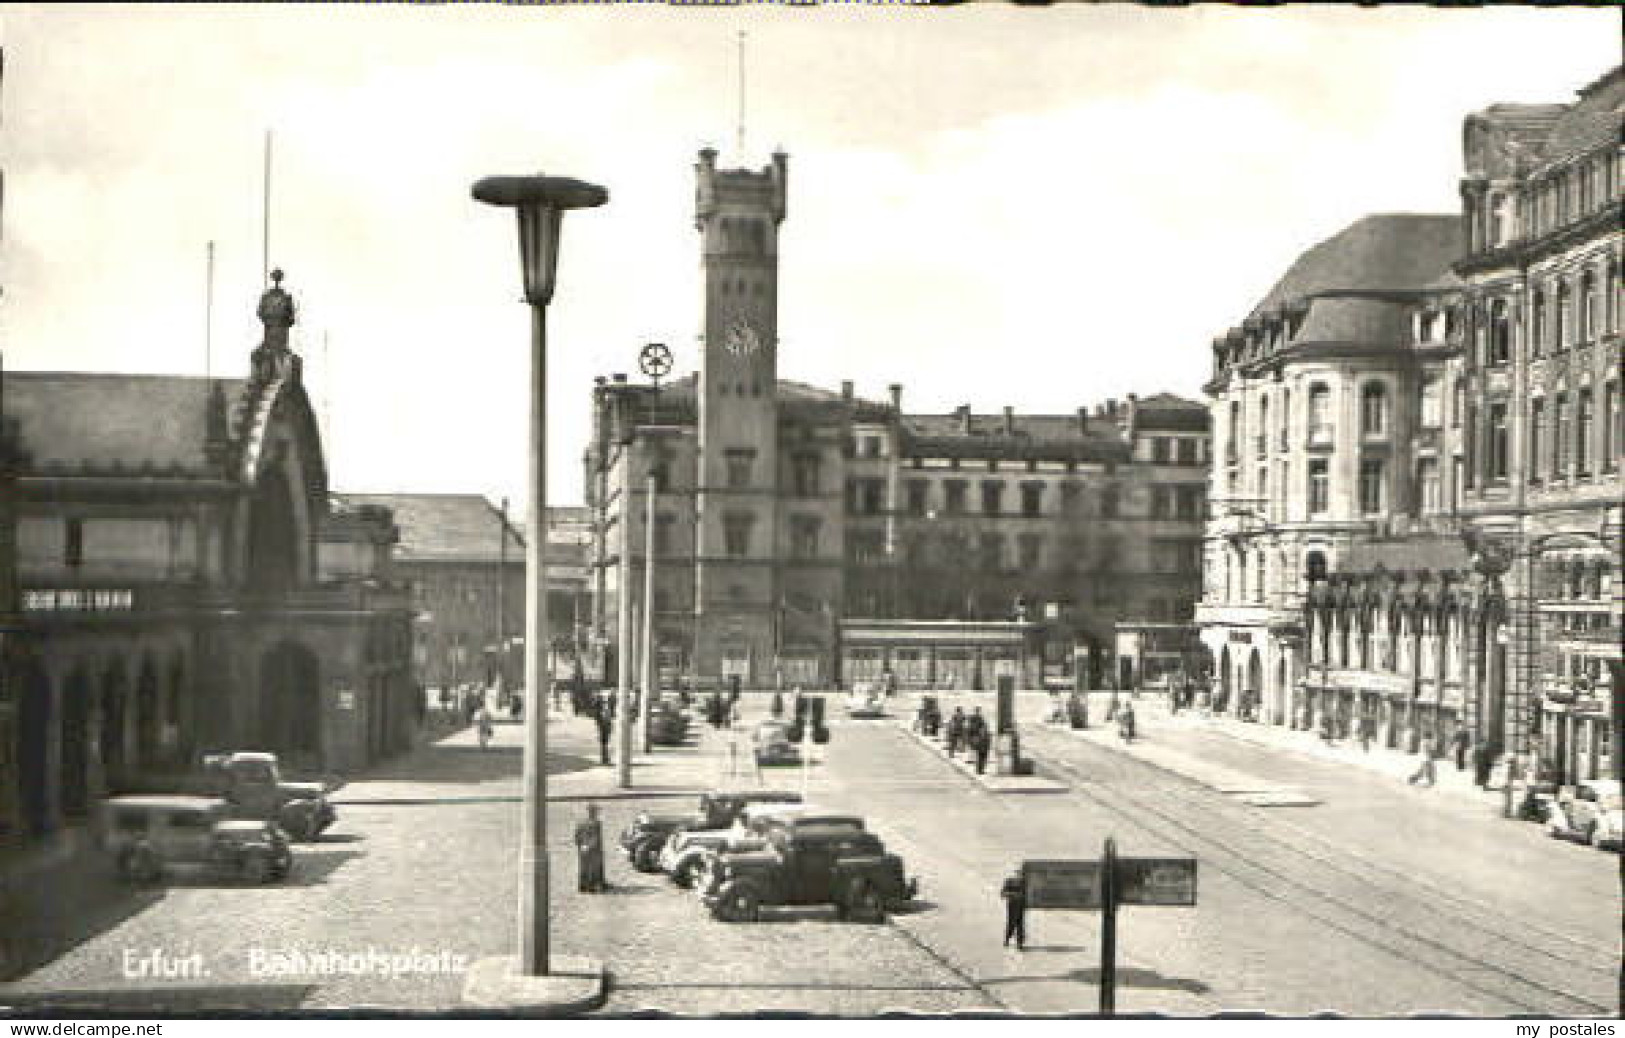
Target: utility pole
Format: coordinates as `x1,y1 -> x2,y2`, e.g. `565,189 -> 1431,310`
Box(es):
498,496 -> 509,694
641,471 -> 657,752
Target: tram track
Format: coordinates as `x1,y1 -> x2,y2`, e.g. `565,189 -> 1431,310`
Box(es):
1027,728 -> 1619,1017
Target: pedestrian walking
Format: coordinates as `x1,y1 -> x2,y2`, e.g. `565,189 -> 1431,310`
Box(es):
973,725 -> 992,775
1358,714 -> 1375,753
475,704 -> 494,749
575,804 -> 607,893
1451,726 -> 1471,772
1118,700 -> 1136,743
1407,732 -> 1440,787
595,701 -> 613,766
1472,740 -> 1495,788
947,707 -> 966,756
1000,871 -> 1027,950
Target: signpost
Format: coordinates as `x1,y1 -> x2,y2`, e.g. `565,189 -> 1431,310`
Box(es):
1022,838 -> 1198,1017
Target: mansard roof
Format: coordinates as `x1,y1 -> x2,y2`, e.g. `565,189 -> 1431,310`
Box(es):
1246,214 -> 1464,323
1538,65 -> 1624,169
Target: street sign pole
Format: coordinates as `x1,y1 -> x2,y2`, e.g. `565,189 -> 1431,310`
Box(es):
1100,836 -> 1118,1018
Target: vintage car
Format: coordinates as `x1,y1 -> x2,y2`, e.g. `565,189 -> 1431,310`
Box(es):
663,805 -> 865,888
649,702 -> 691,747
1547,778 -> 1624,850
125,751 -> 335,841
846,684 -> 887,719
619,789 -> 803,871
753,720 -> 802,767
702,824 -> 917,923
101,795 -> 294,884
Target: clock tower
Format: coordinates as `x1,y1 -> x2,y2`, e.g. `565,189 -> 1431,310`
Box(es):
693,146 -> 787,685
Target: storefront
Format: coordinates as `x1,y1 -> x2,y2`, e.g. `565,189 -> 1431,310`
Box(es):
838,619 -> 1039,691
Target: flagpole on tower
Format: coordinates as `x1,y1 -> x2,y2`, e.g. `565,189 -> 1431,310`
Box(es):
261,129 -> 273,285
736,30 -> 747,159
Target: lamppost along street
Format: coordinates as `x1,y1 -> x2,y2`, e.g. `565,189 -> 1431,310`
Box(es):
472,172 -> 607,978
638,342 -> 673,755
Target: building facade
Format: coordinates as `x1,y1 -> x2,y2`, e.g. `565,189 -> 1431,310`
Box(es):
585,148 -> 1210,691
1200,66 -> 1622,783
338,496 -> 590,692
0,278 -> 420,847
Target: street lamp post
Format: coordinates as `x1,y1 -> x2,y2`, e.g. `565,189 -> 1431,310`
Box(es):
636,343 -> 672,756
472,172 -> 607,978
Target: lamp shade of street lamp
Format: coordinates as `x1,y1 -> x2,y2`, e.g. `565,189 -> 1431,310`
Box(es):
472,174 -> 609,306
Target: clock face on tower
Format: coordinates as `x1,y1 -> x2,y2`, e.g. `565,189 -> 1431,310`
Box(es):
724,312 -> 763,360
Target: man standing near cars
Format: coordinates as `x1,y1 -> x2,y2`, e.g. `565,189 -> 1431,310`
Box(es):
575,804 -> 607,893
1000,870 -> 1027,950
595,698 -> 614,766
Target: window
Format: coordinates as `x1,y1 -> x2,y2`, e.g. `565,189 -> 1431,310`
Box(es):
1552,394 -> 1569,479
944,480 -> 967,515
1017,533 -> 1042,570
791,453 -> 821,497
1020,482 -> 1043,518
905,479 -> 928,517
1451,380 -> 1464,428
1278,390 -> 1291,450
722,512 -> 753,557
1420,376 -> 1443,428
1254,467 -> 1268,506
1176,485 -> 1204,521
653,512 -> 674,554
1580,271 -> 1598,343
790,516 -> 820,560
1608,262 -> 1620,334
848,531 -> 885,565
1417,458 -> 1441,516
1556,281 -> 1571,349
1530,290 -> 1547,357
1575,388 -> 1593,476
860,478 -> 885,515
1359,458 -> 1385,514
725,448 -> 756,489
981,481 -> 1004,516
1227,401 -> 1243,462
1152,437 -> 1171,464
1360,383 -> 1388,437
979,533 -> 1005,572
1488,299 -> 1511,365
1528,400 -> 1546,485
65,518 -> 84,568
1308,459 -> 1330,515
1061,483 -> 1083,515
1488,403 -> 1509,481
1176,438 -> 1198,466
1308,384 -> 1332,442
1463,404 -> 1477,489
1603,382 -> 1619,473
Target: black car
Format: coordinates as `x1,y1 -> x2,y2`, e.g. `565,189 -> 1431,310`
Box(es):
619,790 -> 803,871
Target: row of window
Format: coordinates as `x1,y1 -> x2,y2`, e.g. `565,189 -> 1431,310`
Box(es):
1467,380 -> 1622,489
1226,382 -> 1389,463
1468,150 -> 1620,253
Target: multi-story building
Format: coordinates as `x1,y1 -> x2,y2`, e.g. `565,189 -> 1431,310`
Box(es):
337,496 -> 591,693
1202,65 -> 1621,784
1197,213 -> 1466,726
585,148 -> 1210,692
0,277 -> 419,846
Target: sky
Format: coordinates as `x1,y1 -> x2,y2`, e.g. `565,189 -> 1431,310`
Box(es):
1,4 -> 1617,517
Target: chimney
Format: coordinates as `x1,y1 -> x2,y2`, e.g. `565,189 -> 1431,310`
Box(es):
957,404 -> 972,434
1125,393 -> 1140,437
1076,407 -> 1090,435
1105,398 -> 1118,419
611,373 -> 627,384
888,383 -> 902,412
1003,406 -> 1016,436
841,380 -> 854,402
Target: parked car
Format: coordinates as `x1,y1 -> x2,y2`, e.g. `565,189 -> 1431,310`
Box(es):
620,789 -> 803,872
846,686 -> 887,719
123,751 -> 335,841
649,702 -> 691,747
100,795 -> 293,885
1547,778 -> 1624,850
753,721 -> 802,766
702,824 -> 918,923
664,805 -> 866,889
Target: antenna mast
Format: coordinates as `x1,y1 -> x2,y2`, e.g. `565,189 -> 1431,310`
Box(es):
261,130 -> 273,285
736,30 -> 747,159
204,240 -> 215,381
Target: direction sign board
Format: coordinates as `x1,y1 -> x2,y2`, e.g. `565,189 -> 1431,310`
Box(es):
1115,856 -> 1198,906
1022,859 -> 1104,910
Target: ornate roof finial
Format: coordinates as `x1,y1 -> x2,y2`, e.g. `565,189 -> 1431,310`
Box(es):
256,267 -> 297,352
